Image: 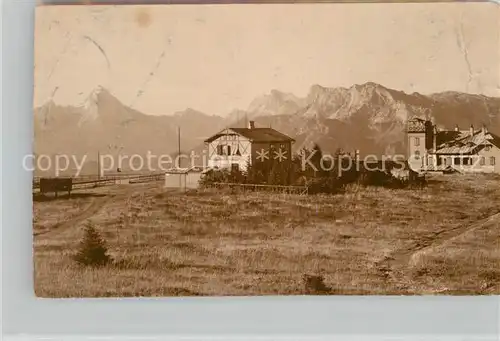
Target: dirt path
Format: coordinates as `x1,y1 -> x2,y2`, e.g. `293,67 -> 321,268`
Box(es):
408,212 -> 500,267
33,185 -> 145,238
34,195 -> 113,237
375,212 -> 500,293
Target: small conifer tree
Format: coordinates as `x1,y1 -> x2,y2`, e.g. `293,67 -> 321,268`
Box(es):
73,221 -> 111,267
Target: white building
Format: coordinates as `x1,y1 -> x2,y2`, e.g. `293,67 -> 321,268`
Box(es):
204,121 -> 295,172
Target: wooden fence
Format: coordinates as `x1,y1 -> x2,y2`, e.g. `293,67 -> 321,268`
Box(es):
32,172 -> 165,193
206,182 -> 309,195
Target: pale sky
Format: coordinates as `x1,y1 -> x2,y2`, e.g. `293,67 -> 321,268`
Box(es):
34,3 -> 499,116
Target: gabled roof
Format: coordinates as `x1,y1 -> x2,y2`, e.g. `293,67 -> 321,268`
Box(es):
435,129 -> 500,155
434,144 -> 479,155
204,127 -> 295,143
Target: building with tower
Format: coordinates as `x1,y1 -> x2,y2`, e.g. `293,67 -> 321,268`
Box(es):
407,117 -> 500,174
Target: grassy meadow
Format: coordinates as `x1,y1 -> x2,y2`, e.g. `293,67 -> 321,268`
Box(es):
33,174 -> 500,297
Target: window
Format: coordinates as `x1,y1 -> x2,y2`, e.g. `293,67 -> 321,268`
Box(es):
414,150 -> 420,159
442,157 -> 447,166
485,146 -> 491,152
490,157 -> 496,166
480,157 -> 485,166
216,145 -> 231,156
454,157 -> 461,165
414,137 -> 420,146
463,157 -> 471,166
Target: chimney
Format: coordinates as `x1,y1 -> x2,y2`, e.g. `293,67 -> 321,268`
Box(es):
482,124 -> 488,134
469,124 -> 474,136
454,125 -> 459,132
433,126 -> 437,151
248,120 -> 255,129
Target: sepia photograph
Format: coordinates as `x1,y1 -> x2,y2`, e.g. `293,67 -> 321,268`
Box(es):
32,2 -> 499,297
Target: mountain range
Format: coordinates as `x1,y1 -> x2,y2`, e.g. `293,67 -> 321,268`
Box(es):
34,82 -> 500,173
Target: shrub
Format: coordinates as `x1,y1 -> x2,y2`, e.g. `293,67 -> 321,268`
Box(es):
199,168 -> 246,187
303,274 -> 331,294
307,176 -> 344,194
357,169 -> 404,188
199,145 -> 421,192
73,221 -> 111,267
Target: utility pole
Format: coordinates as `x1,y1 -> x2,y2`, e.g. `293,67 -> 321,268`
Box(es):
178,126 -> 181,188
178,126 -> 181,167
97,151 -> 101,180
